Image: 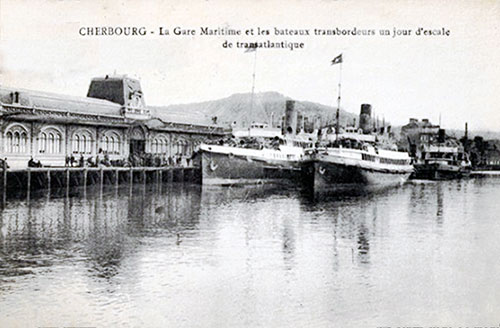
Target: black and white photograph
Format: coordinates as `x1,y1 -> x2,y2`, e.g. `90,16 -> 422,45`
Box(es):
0,0 -> 499,327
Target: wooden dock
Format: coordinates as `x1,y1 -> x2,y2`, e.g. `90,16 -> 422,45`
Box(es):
0,164 -> 200,204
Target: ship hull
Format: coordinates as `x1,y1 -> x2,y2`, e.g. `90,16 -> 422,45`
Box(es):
201,151 -> 306,185
411,163 -> 470,180
311,160 -> 411,194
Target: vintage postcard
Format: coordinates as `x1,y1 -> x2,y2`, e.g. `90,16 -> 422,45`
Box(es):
0,0 -> 499,327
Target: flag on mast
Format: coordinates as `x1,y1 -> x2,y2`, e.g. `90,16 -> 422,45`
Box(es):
331,53 -> 343,65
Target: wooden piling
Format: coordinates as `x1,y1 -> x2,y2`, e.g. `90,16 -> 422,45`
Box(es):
47,170 -> 51,191
27,169 -> 31,198
65,168 -> 70,196
159,170 -> 163,194
65,168 -> 70,187
83,168 -> 87,189
129,168 -> 133,196
0,166 -> 202,202
2,160 -> 7,204
168,168 -> 174,183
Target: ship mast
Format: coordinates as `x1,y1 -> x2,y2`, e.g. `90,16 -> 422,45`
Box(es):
243,46 -> 259,127
250,48 -> 257,116
331,53 -> 343,141
336,61 -> 342,141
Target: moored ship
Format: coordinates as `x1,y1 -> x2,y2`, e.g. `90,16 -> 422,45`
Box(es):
311,105 -> 413,193
200,100 -> 314,185
200,137 -> 313,185
411,129 -> 471,180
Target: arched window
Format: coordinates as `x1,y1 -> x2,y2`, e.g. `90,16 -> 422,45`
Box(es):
73,135 -> 80,153
109,136 -> 115,154
81,135 -> 87,153
113,137 -> 119,154
85,135 -> 92,153
72,130 -> 93,155
175,140 -> 182,155
39,128 -> 62,154
13,132 -> 20,153
55,133 -> 61,153
48,133 -> 55,154
100,132 -> 121,155
158,139 -> 164,154
6,132 -> 13,153
39,132 -> 47,153
153,137 -> 168,154
20,132 -> 27,153
164,139 -> 169,154
104,136 -> 110,153
5,125 -> 30,154
152,139 -> 158,153
178,140 -> 183,155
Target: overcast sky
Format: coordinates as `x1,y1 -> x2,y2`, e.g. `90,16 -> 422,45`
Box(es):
0,0 -> 499,131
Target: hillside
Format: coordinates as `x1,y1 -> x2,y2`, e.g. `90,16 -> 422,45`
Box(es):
148,92 -> 500,143
149,92 -> 358,127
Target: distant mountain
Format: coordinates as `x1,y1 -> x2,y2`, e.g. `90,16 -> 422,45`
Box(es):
149,92 -> 358,127
149,92 -> 500,143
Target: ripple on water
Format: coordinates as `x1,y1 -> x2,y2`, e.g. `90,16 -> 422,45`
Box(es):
1,180 -> 500,326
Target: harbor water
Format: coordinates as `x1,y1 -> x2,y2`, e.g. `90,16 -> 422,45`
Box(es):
1,179 -> 500,327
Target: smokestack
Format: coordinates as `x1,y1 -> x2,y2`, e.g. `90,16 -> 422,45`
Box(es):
12,91 -> 20,104
359,104 -> 372,134
296,112 -> 304,133
464,122 -> 469,152
284,100 -> 297,135
438,128 -> 446,143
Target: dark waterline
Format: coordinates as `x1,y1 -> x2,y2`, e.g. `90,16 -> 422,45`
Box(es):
1,179 -> 499,327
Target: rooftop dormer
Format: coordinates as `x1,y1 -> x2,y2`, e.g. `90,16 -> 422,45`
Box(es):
87,75 -> 150,120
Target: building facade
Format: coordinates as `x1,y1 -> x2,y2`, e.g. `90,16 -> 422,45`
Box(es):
0,75 -> 226,169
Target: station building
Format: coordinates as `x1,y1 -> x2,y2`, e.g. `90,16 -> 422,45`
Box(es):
0,75 -> 226,168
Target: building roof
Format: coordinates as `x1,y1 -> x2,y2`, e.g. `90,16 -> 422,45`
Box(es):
0,83 -> 226,135
0,86 -> 122,116
87,75 -> 146,109
145,117 -> 227,135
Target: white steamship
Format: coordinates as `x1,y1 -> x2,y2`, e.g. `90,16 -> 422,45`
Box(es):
200,101 -> 314,185
311,104 -> 413,193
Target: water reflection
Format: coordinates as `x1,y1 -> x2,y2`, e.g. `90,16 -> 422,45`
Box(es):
0,183 -> 203,281
282,219 -> 296,271
1,179 -> 500,327
356,223 -> 370,264
436,183 -> 444,224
